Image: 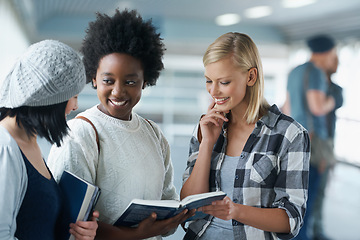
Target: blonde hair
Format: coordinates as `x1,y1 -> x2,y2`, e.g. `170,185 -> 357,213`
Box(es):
203,32 -> 269,123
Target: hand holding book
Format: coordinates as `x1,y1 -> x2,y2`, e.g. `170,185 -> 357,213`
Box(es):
196,196 -> 236,221
114,191 -> 226,227
58,170 -> 101,240
69,211 -> 99,239
132,208 -> 195,239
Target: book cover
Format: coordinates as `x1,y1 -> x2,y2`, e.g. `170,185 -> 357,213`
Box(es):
114,191 -> 226,227
58,170 -> 101,240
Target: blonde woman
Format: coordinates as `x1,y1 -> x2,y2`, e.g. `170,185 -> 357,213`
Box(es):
181,32 -> 310,239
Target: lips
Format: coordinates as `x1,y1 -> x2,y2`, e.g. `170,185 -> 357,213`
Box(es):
109,99 -> 127,106
214,97 -> 229,104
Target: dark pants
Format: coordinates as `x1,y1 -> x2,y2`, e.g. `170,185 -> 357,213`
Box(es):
293,165 -> 321,240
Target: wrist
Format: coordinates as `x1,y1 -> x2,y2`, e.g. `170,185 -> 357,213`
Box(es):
133,227 -> 146,240
199,141 -> 214,156
199,139 -> 215,151
232,203 -> 244,222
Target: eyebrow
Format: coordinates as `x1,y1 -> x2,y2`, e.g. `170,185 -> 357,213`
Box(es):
100,72 -> 139,78
100,72 -> 115,77
204,75 -> 231,81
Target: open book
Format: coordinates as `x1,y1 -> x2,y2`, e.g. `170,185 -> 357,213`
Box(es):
114,191 -> 226,227
58,170 -> 101,240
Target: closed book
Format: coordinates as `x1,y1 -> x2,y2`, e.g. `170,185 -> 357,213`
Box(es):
59,170 -> 100,240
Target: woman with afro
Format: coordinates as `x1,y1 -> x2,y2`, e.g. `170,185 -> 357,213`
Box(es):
47,9 -> 192,239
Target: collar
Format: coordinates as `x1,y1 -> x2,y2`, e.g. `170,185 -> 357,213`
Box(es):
257,104 -> 281,129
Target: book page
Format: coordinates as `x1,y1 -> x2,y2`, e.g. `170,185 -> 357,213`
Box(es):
129,199 -> 180,208
77,184 -> 98,221
181,191 -> 226,206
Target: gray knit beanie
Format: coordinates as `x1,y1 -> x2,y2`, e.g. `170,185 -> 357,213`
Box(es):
0,39 -> 86,108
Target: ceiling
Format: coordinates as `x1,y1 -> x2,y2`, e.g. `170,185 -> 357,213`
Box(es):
10,0 -> 360,55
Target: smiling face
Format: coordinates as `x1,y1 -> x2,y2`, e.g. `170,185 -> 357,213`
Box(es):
92,53 -> 145,120
205,56 -> 257,113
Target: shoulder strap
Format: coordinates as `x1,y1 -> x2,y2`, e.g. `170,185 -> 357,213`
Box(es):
145,118 -> 156,132
145,118 -> 162,142
303,64 -> 314,134
75,116 -> 100,153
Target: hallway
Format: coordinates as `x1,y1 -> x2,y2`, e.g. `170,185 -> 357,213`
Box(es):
322,162 -> 360,240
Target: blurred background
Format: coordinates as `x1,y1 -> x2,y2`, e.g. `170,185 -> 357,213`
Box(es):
1,0 -> 360,239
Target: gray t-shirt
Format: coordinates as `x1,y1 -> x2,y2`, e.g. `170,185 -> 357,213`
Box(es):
199,155 -> 238,240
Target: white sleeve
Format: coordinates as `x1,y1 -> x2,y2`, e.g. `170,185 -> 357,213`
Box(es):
47,118 -> 99,185
0,141 -> 26,240
148,121 -> 179,202
162,140 -> 179,201
148,122 -> 179,238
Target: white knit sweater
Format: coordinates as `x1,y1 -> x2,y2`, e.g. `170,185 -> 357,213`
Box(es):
47,105 -> 178,239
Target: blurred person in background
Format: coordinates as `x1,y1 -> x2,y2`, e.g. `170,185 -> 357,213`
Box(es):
283,35 -> 340,240
312,53 -> 343,240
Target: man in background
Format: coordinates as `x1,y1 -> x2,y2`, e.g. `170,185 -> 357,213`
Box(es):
283,35 -> 340,240
312,52 -> 343,240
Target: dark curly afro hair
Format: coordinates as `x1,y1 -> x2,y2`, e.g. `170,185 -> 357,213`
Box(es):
81,9 -> 166,87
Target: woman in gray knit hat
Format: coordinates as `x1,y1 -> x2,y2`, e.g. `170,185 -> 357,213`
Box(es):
0,40 -> 98,240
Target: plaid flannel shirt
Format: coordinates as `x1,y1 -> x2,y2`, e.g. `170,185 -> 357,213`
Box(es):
182,105 -> 310,240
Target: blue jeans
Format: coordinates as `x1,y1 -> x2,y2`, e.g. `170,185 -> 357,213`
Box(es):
293,165 -> 321,240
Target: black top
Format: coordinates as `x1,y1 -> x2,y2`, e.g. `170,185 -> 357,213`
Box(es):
15,151 -> 63,240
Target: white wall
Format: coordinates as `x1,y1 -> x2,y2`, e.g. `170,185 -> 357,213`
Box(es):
0,0 -> 30,83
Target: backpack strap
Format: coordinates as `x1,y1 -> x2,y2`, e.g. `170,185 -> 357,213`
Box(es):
303,63 -> 315,136
75,116 -> 100,153
145,118 -> 161,142
145,118 -> 155,132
